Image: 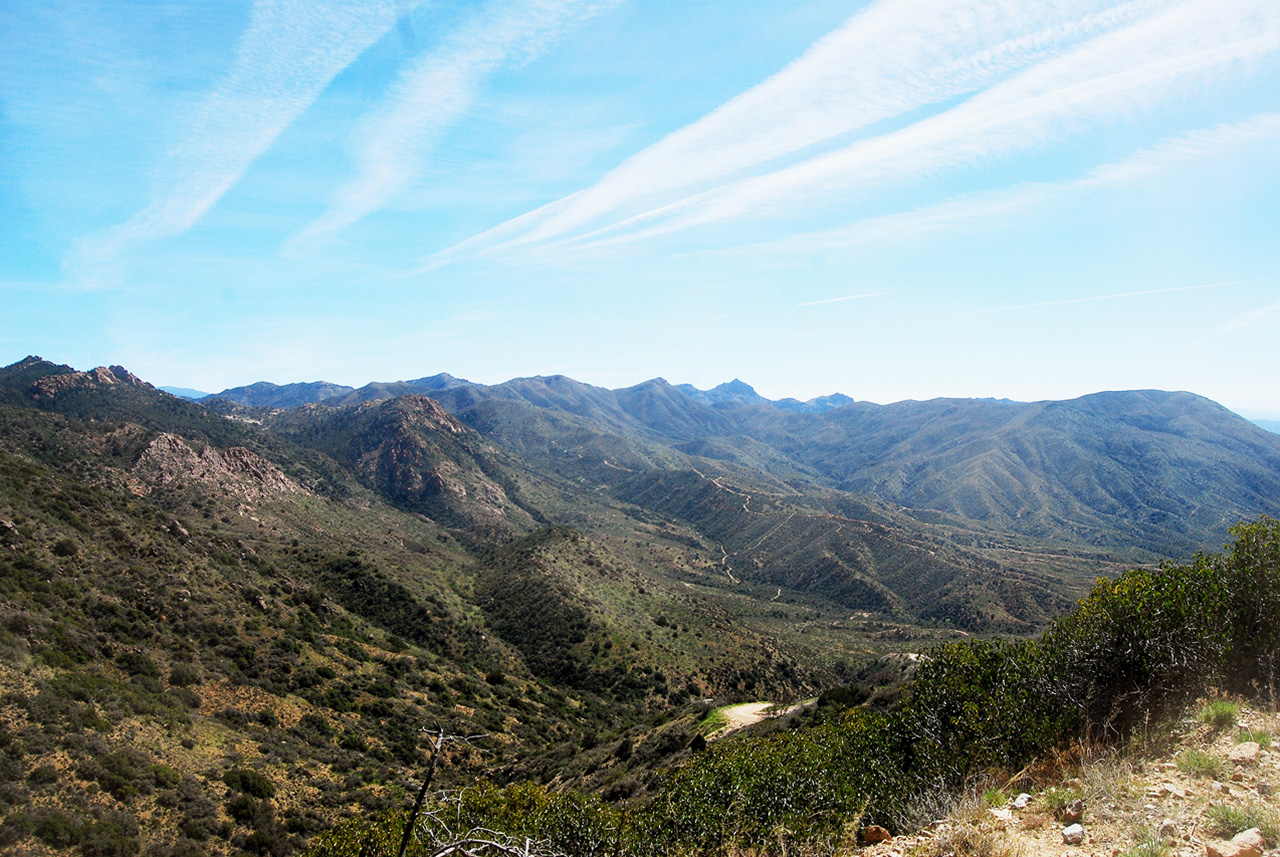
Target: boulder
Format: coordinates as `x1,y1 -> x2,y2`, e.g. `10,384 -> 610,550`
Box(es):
1062,824 -> 1085,845
863,825 -> 892,845
1205,828 -> 1264,857
1060,798 -> 1086,824
1232,828 -> 1265,853
1229,742 -> 1261,765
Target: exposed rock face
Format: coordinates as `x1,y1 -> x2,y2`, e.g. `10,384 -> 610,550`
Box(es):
131,433 -> 305,500
31,365 -> 154,398
348,396 -> 517,525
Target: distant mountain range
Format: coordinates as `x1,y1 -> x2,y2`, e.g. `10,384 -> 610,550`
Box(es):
1254,419 -> 1280,434
189,370 -> 1280,557
169,376 -> 1280,436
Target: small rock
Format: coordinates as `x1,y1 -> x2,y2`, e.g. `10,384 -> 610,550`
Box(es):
1229,743 -> 1261,765
864,825 -> 892,845
1013,793 -> 1032,809
1205,836 -> 1262,857
1061,799 -> 1086,824
1062,824 -> 1086,845
1232,828 -> 1265,853
990,808 -> 1015,824
1158,819 -> 1178,839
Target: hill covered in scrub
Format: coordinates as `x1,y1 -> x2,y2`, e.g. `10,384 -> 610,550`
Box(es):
304,516 -> 1280,857
1,355 -> 1279,857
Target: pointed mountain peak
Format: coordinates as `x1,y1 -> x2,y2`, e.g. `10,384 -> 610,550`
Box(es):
711,378 -> 762,398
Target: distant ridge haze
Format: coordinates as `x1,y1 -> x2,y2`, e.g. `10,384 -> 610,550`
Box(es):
195,374 -> 858,414
183,372 -> 1278,433
177,364 -> 1280,556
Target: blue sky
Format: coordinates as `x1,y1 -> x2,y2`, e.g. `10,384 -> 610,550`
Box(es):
3,0 -> 1279,414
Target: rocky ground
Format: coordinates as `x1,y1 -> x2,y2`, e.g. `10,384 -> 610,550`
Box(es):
861,699 -> 1280,857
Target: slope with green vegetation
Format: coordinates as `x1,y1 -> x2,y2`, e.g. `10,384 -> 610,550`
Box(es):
0,358 -> 978,857
305,516 -> 1280,857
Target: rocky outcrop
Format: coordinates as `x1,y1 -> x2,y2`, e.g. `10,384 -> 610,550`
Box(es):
30,365 -> 154,398
340,396 -> 525,529
130,433 -> 305,500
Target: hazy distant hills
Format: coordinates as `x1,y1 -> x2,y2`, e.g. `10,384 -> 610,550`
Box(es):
200,370 -> 1280,558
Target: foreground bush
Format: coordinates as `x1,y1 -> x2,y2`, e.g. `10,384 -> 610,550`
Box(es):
306,517 -> 1280,857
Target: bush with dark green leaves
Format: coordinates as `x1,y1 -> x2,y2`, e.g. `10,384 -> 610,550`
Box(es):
224,767 -> 277,799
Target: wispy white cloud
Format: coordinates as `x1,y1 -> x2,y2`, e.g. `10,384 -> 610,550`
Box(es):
448,0 -> 1152,256
288,0 -> 621,249
592,0 -> 1279,247
68,0 -> 411,286
438,0 -> 1279,262
732,112 -> 1280,255
1215,297 -> 1280,335
796,293 -> 885,307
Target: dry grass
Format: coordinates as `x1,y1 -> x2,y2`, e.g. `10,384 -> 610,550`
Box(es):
1118,826 -> 1171,857
914,794 -> 1021,857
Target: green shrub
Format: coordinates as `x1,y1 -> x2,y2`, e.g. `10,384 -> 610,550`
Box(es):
168,663 -> 202,687
116,651 -> 160,679
27,764 -> 58,786
224,768 -> 277,799
1206,803 -> 1280,843
78,813 -> 140,857
33,808 -> 81,848
1043,785 -> 1084,817
1237,728 -> 1272,749
982,787 -> 1008,808
1198,700 -> 1240,730
52,538 -> 79,557
1176,749 -> 1223,778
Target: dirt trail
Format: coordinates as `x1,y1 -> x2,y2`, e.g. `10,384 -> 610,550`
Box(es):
708,700 -> 810,740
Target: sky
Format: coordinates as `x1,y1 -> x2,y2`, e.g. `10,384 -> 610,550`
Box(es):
2,0 -> 1279,414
